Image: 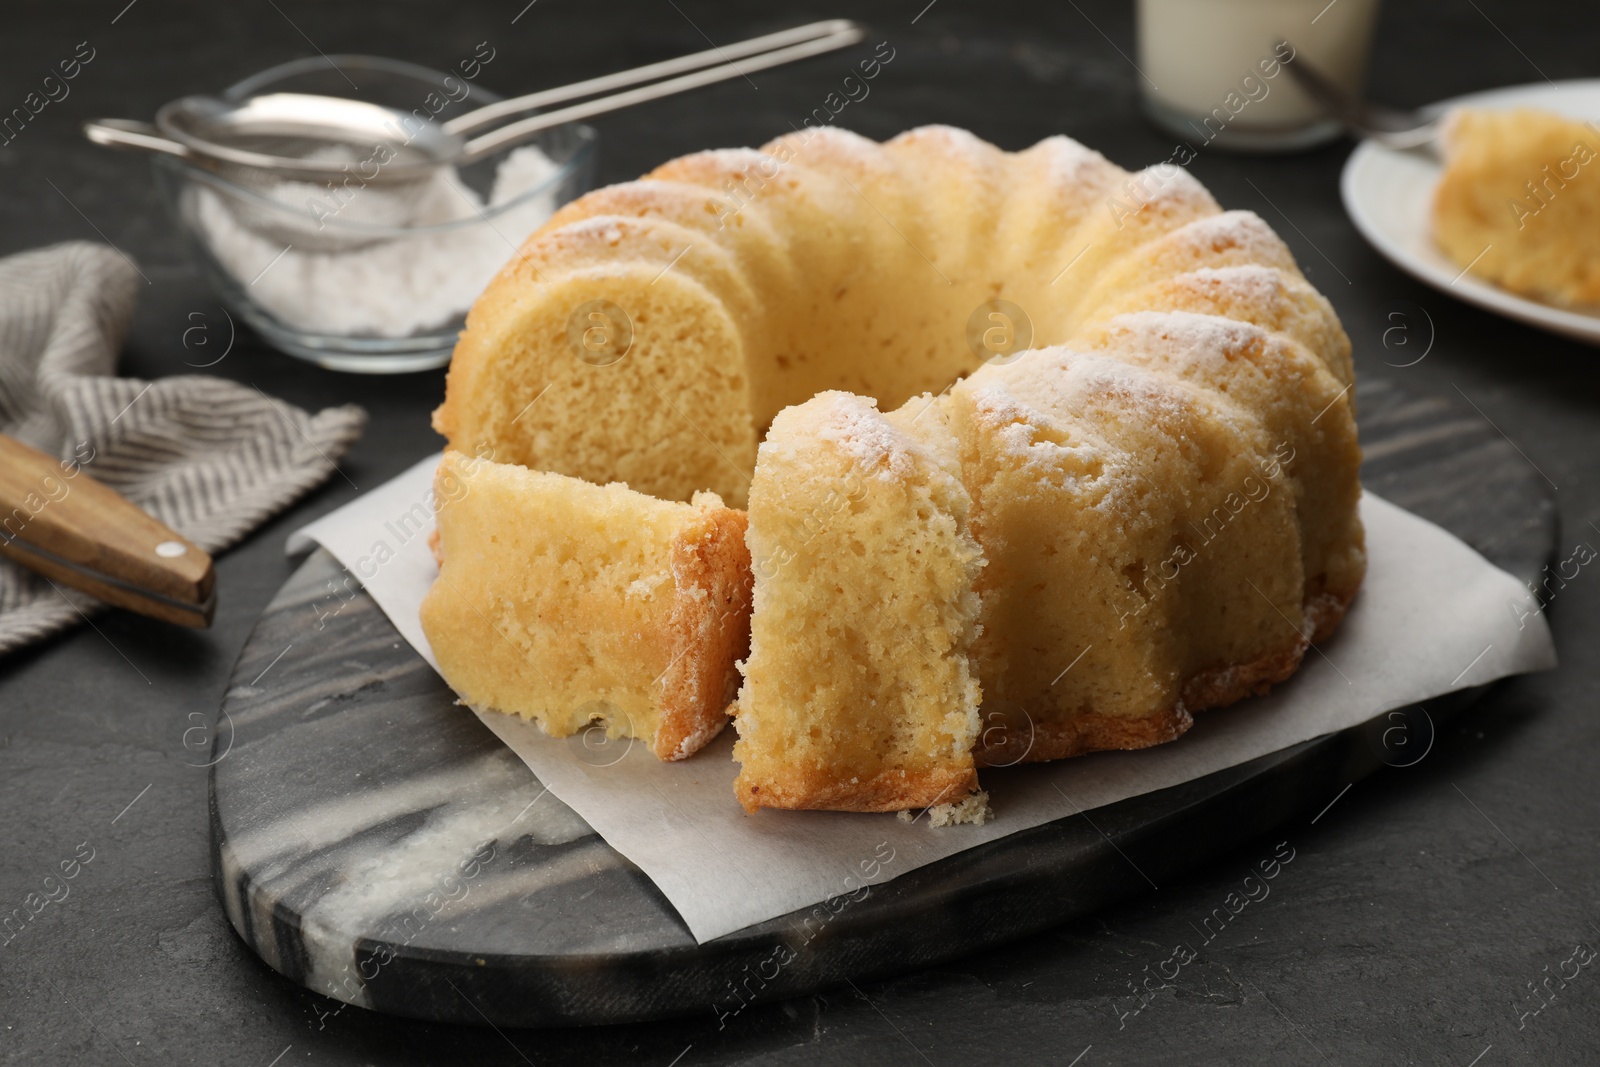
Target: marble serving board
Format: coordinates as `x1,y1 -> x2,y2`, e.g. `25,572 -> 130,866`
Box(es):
209,376 -> 1557,1027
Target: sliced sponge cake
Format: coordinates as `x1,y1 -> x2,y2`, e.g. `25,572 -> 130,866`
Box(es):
733,392 -> 986,812
1433,107 -> 1600,308
420,451 -> 751,760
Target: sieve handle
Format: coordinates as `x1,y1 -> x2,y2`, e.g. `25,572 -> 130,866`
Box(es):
82,118 -> 197,161
459,24 -> 866,164
446,19 -> 864,138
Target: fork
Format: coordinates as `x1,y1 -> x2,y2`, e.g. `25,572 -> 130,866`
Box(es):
1282,42 -> 1441,151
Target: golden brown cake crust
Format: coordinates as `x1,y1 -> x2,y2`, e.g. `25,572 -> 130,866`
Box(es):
1183,586 -> 1359,713
1179,639 -> 1306,717
1303,588 -> 1356,646
653,505 -> 753,760
733,761 -> 979,814
974,703 -> 1195,766
972,586 -> 1360,767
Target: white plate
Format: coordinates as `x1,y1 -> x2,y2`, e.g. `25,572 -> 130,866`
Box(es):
1341,79 -> 1600,345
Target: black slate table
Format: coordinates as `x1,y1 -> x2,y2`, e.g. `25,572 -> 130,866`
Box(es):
3,1 -> 1597,1064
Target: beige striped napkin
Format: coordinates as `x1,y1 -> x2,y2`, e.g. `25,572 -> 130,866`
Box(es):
0,241 -> 366,654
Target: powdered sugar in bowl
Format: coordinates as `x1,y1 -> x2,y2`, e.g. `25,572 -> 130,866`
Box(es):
155,54 -> 597,372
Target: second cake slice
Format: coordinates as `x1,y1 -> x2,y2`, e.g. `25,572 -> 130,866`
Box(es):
732,392 -> 987,814
420,451 -> 752,760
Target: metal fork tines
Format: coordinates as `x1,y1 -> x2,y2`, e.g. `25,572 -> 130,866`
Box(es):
1282,42 -> 1440,151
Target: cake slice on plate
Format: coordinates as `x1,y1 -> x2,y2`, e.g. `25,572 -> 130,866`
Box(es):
1433,107 -> 1600,308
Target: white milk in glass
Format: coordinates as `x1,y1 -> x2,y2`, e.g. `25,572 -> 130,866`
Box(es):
1137,0 -> 1382,151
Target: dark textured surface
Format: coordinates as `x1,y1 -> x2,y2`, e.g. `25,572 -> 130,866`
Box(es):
208,375 -> 1555,1028
1,0 -> 1597,1063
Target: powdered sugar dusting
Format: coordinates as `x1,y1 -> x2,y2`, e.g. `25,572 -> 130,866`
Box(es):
1167,210 -> 1293,263
1099,308 -> 1267,356
679,147 -> 779,179
804,391 -> 923,483
666,710 -> 728,761
1028,135 -> 1114,185
957,344 -> 1254,516
1180,264 -> 1288,298
560,216 -> 631,245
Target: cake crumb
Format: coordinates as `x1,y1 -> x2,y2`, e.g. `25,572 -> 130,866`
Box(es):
896,791 -> 992,826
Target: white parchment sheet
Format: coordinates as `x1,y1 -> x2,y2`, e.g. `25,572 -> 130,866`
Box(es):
289,455 -> 1557,943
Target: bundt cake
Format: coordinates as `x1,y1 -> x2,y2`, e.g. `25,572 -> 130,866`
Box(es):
423,124 -> 1365,814
733,391 -> 985,813
419,451 -> 751,760
1433,107 -> 1600,308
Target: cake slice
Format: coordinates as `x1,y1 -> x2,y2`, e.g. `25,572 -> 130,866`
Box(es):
732,392 -> 986,813
1433,107 -> 1600,308
419,451 -> 751,760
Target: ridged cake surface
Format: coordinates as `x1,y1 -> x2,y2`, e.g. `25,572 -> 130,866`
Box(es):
427,125 -> 1366,812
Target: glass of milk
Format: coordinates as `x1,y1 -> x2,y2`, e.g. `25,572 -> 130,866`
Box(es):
1137,0 -> 1383,151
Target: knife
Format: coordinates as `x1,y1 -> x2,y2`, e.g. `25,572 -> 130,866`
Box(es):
0,433 -> 215,627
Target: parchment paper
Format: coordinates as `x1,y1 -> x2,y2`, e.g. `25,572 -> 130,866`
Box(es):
288,455 -> 1557,943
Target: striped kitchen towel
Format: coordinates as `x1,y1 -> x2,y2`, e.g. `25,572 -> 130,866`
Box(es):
0,241 -> 366,654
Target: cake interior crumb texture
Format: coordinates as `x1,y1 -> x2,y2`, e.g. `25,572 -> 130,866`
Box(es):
419,451 -> 751,761
896,791 -> 994,827
733,392 -> 987,813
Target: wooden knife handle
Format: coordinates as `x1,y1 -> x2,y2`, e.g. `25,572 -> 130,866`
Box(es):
0,434 -> 215,627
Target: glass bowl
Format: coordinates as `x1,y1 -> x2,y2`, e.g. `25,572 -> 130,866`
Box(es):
155,54 -> 598,373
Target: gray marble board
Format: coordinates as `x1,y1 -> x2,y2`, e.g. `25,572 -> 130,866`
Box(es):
209,375 -> 1557,1027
